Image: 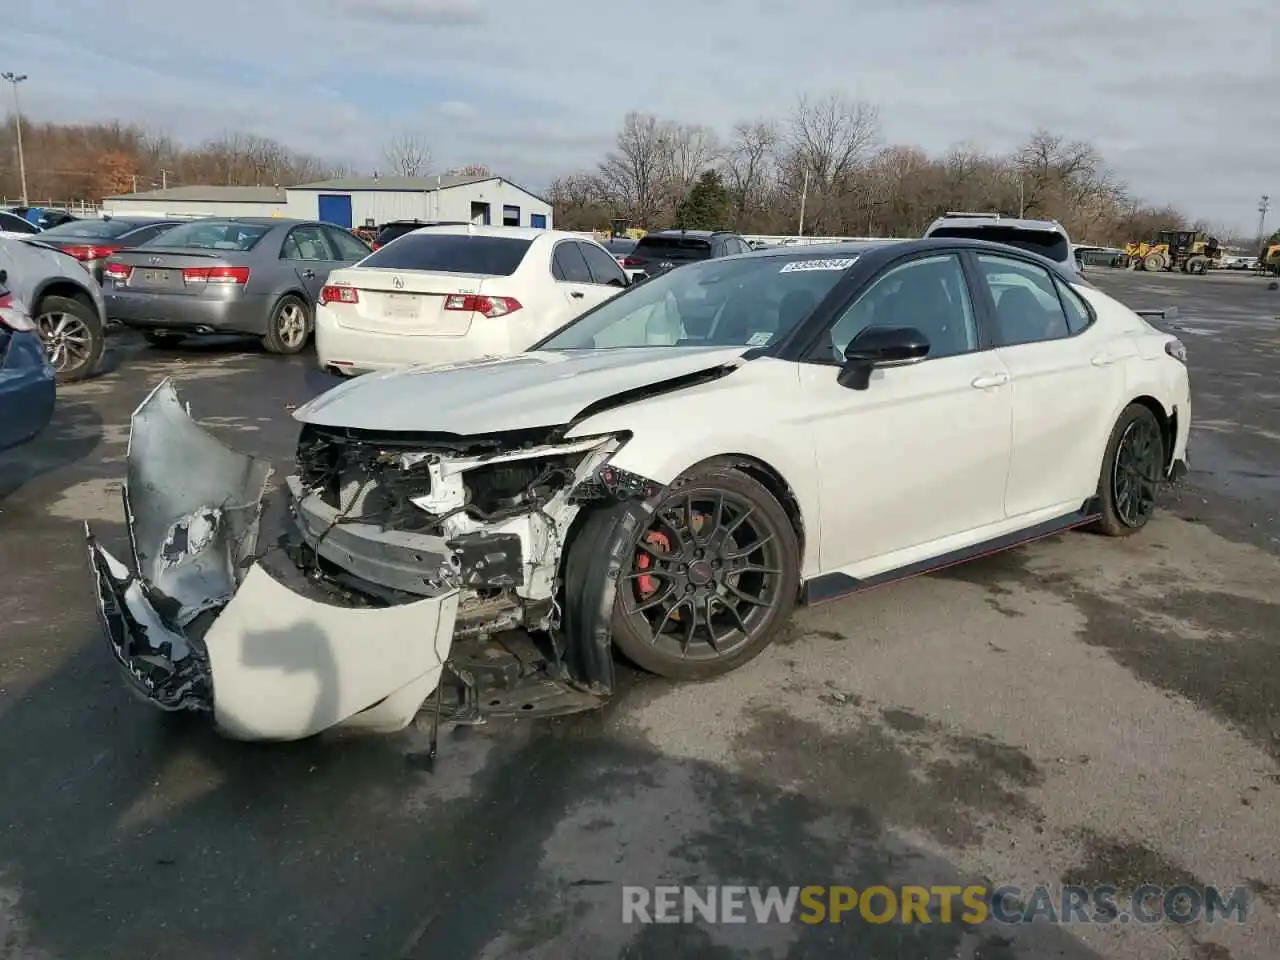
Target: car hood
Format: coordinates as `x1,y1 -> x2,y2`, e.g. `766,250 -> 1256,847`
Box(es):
294,345 -> 752,434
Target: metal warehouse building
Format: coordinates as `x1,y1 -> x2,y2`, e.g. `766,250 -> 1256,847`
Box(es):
101,186 -> 289,219
285,175 -> 553,230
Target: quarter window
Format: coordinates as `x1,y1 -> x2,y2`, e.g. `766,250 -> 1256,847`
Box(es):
975,255 -> 1071,346
827,253 -> 978,361
1054,277 -> 1093,334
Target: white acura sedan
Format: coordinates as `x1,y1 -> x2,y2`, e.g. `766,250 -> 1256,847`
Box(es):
314,225 -> 631,375
87,238 -> 1190,743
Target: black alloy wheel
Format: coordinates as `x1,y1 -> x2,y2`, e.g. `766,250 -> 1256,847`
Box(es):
608,466 -> 800,680
1093,404 -> 1166,536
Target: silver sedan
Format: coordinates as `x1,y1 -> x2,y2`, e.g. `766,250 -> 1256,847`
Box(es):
101,218 -> 372,354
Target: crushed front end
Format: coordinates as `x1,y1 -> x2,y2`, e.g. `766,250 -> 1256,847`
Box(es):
87,379 -> 630,741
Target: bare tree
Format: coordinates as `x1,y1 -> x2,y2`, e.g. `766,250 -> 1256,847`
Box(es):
720,119 -> 778,227
662,122 -> 720,206
596,112 -> 673,227
382,131 -> 433,177
782,92 -> 881,232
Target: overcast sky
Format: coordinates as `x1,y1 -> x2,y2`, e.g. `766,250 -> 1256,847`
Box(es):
2,0 -> 1274,232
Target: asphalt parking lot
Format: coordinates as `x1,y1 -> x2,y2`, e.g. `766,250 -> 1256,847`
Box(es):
1,269 -> 1278,960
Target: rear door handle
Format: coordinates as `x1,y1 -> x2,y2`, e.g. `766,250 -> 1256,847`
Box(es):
971,372 -> 1010,389
570,291 -> 584,299
302,269 -> 316,279
1091,354 -> 1118,366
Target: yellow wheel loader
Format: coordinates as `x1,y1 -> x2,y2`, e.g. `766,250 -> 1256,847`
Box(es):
1124,230 -> 1222,274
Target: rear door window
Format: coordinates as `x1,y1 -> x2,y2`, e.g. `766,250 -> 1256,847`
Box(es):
975,254 -> 1072,345
282,225 -> 335,261
361,234 -> 533,275
552,241 -> 592,283
577,242 -> 628,286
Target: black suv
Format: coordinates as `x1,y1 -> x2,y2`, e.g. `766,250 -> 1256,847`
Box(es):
372,219 -> 469,250
623,229 -> 752,279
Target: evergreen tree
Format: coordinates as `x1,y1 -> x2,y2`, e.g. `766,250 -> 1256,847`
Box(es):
674,170 -> 730,231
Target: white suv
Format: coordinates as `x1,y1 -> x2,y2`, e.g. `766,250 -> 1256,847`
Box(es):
924,212 -> 1081,277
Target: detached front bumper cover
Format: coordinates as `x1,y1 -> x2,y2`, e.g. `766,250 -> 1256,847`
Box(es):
86,379 -> 458,741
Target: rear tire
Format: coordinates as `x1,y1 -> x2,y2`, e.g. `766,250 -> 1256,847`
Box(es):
35,294 -> 104,383
262,295 -> 311,355
589,463 -> 801,681
1187,257 -> 1207,275
1091,404 -> 1166,537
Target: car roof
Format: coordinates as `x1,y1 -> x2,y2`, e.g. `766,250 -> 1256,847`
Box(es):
172,217 -> 304,226
925,213 -> 1069,235
405,224 -> 584,242
726,236 -> 1081,279
642,229 -> 735,239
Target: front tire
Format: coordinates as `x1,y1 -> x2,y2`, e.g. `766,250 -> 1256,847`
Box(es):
262,295 -> 311,355
35,294 -> 104,383
602,463 -> 800,680
1092,404 -> 1166,537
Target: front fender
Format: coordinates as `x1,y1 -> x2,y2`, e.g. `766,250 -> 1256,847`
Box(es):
565,358 -> 822,576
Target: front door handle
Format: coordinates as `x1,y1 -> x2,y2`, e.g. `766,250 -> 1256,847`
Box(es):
1091,354 -> 1119,366
971,372 -> 1010,389
570,291 -> 584,299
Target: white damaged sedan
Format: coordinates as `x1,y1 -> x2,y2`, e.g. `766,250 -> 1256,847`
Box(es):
87,238 -> 1191,742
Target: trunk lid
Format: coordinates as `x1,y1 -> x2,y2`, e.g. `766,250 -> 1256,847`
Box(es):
105,248 -> 245,296
325,265 -> 496,337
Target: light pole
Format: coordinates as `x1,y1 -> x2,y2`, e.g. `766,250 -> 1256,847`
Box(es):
1258,195 -> 1270,253
1,72 -> 28,206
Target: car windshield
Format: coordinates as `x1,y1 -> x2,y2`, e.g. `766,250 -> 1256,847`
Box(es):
537,253 -> 856,350
40,219 -> 146,239
930,225 -> 1070,264
361,234 -> 533,275
142,220 -> 271,251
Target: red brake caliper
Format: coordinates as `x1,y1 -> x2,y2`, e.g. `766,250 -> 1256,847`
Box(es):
635,531 -> 671,598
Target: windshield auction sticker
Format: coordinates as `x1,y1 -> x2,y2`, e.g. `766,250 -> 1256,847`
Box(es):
779,257 -> 858,272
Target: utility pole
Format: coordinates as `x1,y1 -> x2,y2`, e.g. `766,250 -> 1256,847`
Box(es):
1258,195 -> 1270,253
1,72 -> 29,206
160,169 -> 169,190
798,167 -> 810,238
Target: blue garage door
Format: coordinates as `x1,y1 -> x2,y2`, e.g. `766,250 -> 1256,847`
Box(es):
317,194 -> 353,228
530,213 -> 547,229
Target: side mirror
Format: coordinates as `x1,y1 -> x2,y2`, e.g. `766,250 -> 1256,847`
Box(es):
837,326 -> 930,390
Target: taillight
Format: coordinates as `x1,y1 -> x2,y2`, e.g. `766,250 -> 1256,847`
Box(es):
183,266 -> 250,285
0,291 -> 34,332
1165,338 -> 1187,363
102,261 -> 132,281
371,242 -> 382,251
621,256 -> 643,267
444,294 -> 522,318
61,244 -> 121,261
320,284 -> 359,305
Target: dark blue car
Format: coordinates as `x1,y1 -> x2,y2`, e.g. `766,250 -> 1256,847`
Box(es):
0,272 -> 56,453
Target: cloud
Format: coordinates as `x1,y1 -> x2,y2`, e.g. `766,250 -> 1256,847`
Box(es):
0,0 -> 1274,230
330,0 -> 487,26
